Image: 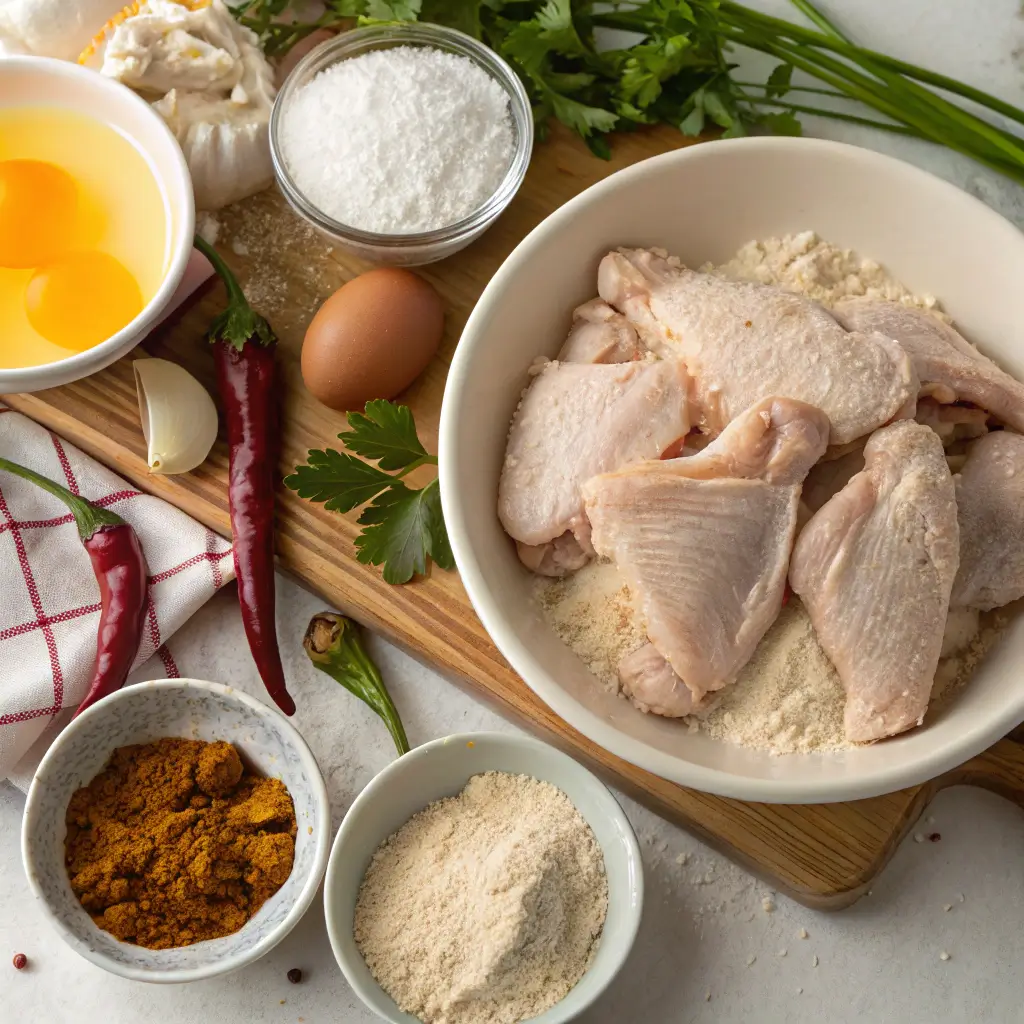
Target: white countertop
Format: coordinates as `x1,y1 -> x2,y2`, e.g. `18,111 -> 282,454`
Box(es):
5,2 -> 1024,1021
5,580 -> 1024,1023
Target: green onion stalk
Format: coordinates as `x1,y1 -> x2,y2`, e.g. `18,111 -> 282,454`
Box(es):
595,0 -> 1024,184
303,612 -> 410,755
232,0 -> 1024,187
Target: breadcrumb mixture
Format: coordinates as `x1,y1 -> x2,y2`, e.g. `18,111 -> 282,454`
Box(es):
536,560 -> 646,691
537,232 -> 1002,754
707,230 -> 941,312
697,602 -> 846,754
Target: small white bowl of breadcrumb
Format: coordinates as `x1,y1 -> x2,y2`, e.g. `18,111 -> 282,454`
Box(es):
323,731 -> 642,1024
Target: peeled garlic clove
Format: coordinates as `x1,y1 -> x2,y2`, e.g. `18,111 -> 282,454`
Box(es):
134,357 -> 218,475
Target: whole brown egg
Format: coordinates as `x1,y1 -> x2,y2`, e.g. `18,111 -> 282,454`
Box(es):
301,268 -> 444,411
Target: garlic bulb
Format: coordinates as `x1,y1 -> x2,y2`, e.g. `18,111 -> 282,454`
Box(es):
90,0 -> 277,210
134,358 -> 219,474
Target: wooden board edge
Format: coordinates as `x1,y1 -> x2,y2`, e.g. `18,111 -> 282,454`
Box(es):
13,392 -> 1020,910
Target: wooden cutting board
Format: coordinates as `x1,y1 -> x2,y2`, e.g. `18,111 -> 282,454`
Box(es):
5,124 -> 1023,909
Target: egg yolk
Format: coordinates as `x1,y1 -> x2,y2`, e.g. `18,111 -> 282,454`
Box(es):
0,160 -> 78,269
25,251 -> 143,352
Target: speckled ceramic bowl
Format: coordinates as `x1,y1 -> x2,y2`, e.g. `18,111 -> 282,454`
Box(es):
21,679 -> 331,984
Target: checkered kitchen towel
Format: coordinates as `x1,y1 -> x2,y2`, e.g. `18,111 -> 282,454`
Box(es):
0,249 -> 235,781
0,408 -> 234,779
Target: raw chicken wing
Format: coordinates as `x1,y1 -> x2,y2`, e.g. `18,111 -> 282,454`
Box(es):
618,644 -> 695,717
556,298 -> 646,364
950,430 -> 1024,611
499,359 -> 690,563
790,422 -> 959,743
834,299 -> 1024,432
914,395 -> 989,447
515,533 -> 590,578
802,448 -> 865,515
584,397 -> 829,707
598,248 -> 915,445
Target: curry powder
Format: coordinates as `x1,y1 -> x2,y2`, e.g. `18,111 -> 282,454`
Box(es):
64,737 -> 297,949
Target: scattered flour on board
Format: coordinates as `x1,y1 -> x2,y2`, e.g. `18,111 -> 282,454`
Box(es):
537,231 -> 1002,755
215,190 -> 340,328
195,210 -> 220,245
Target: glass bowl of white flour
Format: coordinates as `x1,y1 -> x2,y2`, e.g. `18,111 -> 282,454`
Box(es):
323,731 -> 642,1024
270,23 -> 534,266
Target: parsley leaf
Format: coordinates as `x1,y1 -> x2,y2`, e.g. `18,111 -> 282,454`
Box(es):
496,0 -> 618,141
285,401 -> 452,585
363,0 -> 419,20
420,0 -> 483,37
283,449 -> 393,513
701,88 -> 734,129
679,89 -> 706,135
759,110 -> 803,136
338,399 -> 428,470
547,91 -> 618,137
354,479 -> 454,584
766,63 -> 794,99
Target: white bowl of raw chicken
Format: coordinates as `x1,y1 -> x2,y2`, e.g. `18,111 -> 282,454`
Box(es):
439,136 -> 1024,804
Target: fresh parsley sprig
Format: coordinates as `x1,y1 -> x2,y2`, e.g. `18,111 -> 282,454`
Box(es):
232,0 -> 1024,185
284,400 -> 454,585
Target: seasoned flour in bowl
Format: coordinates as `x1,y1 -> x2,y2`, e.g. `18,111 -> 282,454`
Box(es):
536,231 -> 1002,755
705,230 -> 941,312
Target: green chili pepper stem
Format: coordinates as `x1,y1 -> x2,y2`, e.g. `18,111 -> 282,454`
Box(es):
194,234 -> 248,309
0,456 -> 124,541
193,234 -> 276,351
303,612 -> 410,755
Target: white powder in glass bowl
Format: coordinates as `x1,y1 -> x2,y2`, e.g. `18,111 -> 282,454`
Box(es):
279,46 -> 514,234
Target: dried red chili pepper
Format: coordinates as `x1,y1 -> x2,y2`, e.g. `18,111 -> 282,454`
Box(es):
194,235 -> 295,716
0,457 -> 148,716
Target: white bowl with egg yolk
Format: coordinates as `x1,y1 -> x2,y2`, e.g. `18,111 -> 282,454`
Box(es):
0,57 -> 193,394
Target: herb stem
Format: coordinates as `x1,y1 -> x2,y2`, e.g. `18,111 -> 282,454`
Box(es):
722,28 -> 1024,181
786,0 -> 850,42
717,2 -> 1024,128
732,81 -> 849,99
393,454 -> 438,480
844,53 -> 1024,128
738,97 -> 923,137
